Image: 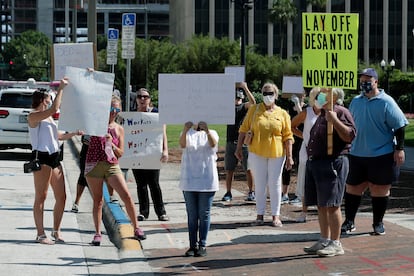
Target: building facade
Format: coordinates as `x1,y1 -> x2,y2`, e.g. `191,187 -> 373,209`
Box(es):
2,1 -> 414,72
170,0 -> 414,72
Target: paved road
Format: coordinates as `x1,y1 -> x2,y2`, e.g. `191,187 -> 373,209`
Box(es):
1,138 -> 414,275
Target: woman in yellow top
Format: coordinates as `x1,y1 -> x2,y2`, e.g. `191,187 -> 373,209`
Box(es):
235,82 -> 294,227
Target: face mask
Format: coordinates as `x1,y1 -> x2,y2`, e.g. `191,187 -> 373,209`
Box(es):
314,93 -> 327,109
360,81 -> 372,94
263,95 -> 275,106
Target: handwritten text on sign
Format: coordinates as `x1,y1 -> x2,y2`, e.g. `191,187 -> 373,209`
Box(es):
118,112 -> 163,169
302,13 -> 359,89
53,43 -> 95,81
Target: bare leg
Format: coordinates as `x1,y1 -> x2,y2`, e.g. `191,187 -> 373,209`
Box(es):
86,176 -> 104,235
49,166 -> 66,237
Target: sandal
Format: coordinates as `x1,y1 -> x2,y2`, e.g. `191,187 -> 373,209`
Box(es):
51,230 -> 65,243
91,233 -> 102,246
251,219 -> 265,226
272,220 -> 283,227
36,234 -> 54,245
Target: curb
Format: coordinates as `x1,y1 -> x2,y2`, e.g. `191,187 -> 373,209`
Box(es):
68,137 -> 141,251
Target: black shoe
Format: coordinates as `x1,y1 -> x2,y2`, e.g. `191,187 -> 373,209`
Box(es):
158,214 -> 170,221
370,222 -> 386,235
341,220 -> 356,234
221,192 -> 232,202
137,214 -> 147,221
195,246 -> 207,257
185,247 -> 197,257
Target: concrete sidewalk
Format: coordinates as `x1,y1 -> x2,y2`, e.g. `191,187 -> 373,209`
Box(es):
70,133 -> 414,275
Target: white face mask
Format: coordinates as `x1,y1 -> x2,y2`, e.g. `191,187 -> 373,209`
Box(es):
263,95 -> 275,106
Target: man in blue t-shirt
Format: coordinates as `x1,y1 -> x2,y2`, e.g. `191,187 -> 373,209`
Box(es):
341,68 -> 409,236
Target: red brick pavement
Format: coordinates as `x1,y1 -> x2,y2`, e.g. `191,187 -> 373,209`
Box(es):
143,216 -> 414,275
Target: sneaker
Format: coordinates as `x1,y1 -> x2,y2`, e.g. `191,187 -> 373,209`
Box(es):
289,196 -> 301,205
317,241 -> 345,257
222,192 -> 232,202
71,203 -> 79,213
296,212 -> 307,223
91,233 -> 102,246
281,195 -> 289,205
303,240 -> 329,254
134,227 -> 147,240
246,191 -> 256,201
195,246 -> 207,257
110,195 -> 118,203
371,222 -> 386,236
158,214 -> 170,221
341,220 -> 356,234
185,247 -> 197,257
137,214 -> 147,221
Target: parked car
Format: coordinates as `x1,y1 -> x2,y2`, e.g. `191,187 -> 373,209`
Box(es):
0,87 -> 59,150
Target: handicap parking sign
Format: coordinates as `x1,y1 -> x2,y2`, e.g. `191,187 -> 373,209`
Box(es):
122,13 -> 136,26
107,28 -> 119,40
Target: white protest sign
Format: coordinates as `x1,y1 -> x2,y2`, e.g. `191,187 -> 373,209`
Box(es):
58,66 -> 114,136
224,66 -> 245,82
282,76 -> 304,96
118,112 -> 163,169
53,43 -> 95,80
158,74 -> 235,124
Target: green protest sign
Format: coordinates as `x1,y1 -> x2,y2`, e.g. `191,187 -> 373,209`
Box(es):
302,13 -> 359,89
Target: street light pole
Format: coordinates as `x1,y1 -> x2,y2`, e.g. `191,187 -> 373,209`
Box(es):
231,0 -> 254,65
380,59 -> 395,93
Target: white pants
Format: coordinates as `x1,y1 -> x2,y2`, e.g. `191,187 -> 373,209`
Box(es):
296,142 -> 308,198
249,152 -> 285,216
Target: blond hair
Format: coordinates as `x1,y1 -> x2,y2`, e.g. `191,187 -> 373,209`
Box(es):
308,87 -> 320,107
261,82 -> 279,99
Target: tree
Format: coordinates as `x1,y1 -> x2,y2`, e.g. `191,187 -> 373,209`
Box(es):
268,0 -> 298,58
2,30 -> 51,80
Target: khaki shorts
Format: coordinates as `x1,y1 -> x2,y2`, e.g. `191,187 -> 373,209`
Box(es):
86,161 -> 122,180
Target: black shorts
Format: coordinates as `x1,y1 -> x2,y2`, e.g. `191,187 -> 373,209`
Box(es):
32,150 -> 61,169
346,153 -> 394,185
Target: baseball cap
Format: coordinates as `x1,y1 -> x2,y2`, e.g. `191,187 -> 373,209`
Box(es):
358,68 -> 378,80
236,89 -> 245,99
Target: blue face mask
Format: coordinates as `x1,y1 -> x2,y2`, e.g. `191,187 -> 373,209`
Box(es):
360,81 -> 372,94
315,93 -> 327,108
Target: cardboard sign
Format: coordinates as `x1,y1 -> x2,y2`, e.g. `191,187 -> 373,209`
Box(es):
302,13 -> 359,89
58,66 -> 114,136
158,74 -> 235,124
118,112 -> 163,169
52,43 -> 95,81
225,66 -> 245,83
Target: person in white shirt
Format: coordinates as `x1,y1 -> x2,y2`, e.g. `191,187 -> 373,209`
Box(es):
179,121 -> 219,258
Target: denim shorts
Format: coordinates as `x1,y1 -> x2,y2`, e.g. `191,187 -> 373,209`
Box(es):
346,153 -> 394,185
305,155 -> 348,207
86,161 -> 122,179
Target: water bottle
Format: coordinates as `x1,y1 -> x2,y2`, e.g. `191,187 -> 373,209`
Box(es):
105,139 -> 116,162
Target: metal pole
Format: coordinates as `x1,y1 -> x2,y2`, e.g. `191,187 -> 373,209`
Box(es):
65,0 -> 70,42
126,59 -> 131,112
241,3 -> 246,65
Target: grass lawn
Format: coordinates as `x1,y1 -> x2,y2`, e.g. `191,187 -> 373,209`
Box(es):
166,124 -> 227,149
166,118 -> 414,149
405,119 -> 414,147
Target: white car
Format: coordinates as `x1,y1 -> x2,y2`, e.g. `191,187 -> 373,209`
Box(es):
0,87 -> 59,150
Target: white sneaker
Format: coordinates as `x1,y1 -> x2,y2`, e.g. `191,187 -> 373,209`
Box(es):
304,240 -> 329,254
110,195 -> 118,203
296,212 -> 307,223
71,203 -> 79,213
317,241 -> 345,257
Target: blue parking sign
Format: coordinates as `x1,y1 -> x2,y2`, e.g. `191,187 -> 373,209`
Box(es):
122,13 -> 136,26
107,28 -> 119,40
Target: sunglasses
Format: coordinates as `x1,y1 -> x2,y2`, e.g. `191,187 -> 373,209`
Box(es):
137,95 -> 150,99
262,91 -> 274,96
110,106 -> 121,113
